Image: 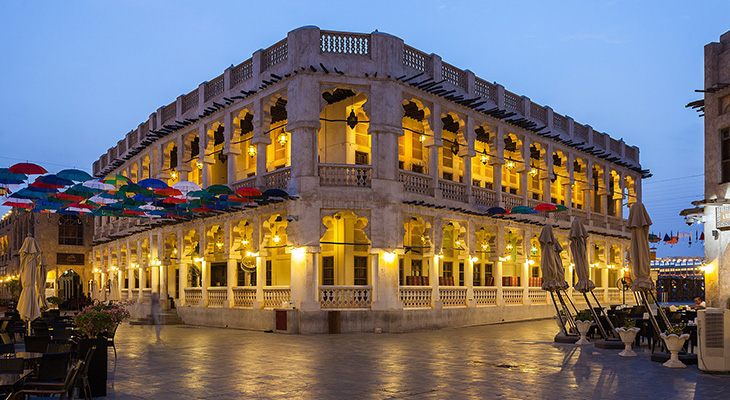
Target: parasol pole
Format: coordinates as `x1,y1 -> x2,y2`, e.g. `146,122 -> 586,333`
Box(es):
590,291 -> 617,336
549,291 -> 567,335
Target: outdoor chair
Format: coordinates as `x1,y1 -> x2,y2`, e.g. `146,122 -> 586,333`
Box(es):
32,352 -> 72,383
50,328 -> 73,343
45,344 -> 72,354
76,345 -> 96,400
14,359 -> 83,400
105,324 -> 118,358
0,358 -> 25,373
23,336 -> 51,354
0,343 -> 15,355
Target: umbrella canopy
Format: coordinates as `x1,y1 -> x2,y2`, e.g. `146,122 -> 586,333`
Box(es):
235,187 -> 262,197
8,162 -> 46,175
36,252 -> 49,310
628,203 -> 654,291
570,219 -> 595,293
206,184 -> 233,195
138,178 -> 168,190
486,207 -> 507,215
538,225 -> 564,291
0,168 -> 27,181
172,181 -> 201,194
82,179 -> 115,191
56,169 -> 92,182
510,206 -> 534,214
18,236 -> 42,323
534,203 -> 558,212
102,174 -> 132,186
262,189 -> 289,198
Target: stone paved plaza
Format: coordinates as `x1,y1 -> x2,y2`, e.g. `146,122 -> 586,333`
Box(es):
106,319 -> 729,399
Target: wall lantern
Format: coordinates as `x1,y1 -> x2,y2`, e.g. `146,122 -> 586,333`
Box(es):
505,160 -> 515,170
480,153 -> 489,165
196,161 -> 204,170
248,145 -> 256,157
347,109 -> 359,129
419,134 -> 426,143
277,128 -> 288,146
170,170 -> 178,179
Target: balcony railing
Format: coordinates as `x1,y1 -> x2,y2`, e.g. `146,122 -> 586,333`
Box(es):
207,287 -> 228,308
263,286 -> 290,309
319,285 -> 372,309
319,164 -> 372,187
573,209 -> 587,221
400,286 -> 432,308
528,288 -> 548,304
184,287 -> 202,306
440,287 -> 467,307
232,287 -> 257,308
474,287 -> 497,306
141,288 -> 151,304
439,180 -> 467,202
503,288 -> 524,305
502,193 -> 522,209
473,186 -> 497,207
399,170 -> 433,196
230,176 -> 257,191
263,167 -> 290,190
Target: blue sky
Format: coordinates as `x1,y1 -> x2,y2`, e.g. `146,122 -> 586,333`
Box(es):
0,1 -> 726,257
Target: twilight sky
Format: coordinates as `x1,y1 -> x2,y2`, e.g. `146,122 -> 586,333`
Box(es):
0,1 -> 727,257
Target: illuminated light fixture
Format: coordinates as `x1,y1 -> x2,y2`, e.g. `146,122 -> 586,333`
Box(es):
273,235 -> 281,244
506,243 -> 513,251
383,251 -> 397,263
471,256 -> 479,263
248,145 -> 256,157
499,255 -> 511,262
420,234 -> 427,244
277,128 -> 288,146
216,241 -> 224,250
196,161 -> 204,170
419,134 -> 426,143
172,248 -> 177,255
170,170 -> 178,179
193,256 -> 204,263
454,239 -> 461,248
530,245 -> 538,255
347,109 -> 359,129
528,259 -> 535,265
505,161 -> 515,170
241,237 -> 250,247
480,153 -> 489,165
529,169 -> 538,177
481,242 -> 489,251
93,268 -> 100,273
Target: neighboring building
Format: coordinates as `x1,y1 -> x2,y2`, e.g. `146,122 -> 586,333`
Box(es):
90,27 -> 645,333
650,257 -> 705,302
690,29 -> 730,309
0,209 -> 94,303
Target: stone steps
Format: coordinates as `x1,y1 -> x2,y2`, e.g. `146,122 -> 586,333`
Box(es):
129,311 -> 184,325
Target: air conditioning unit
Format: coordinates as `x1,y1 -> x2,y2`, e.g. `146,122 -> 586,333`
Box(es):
698,308 -> 730,372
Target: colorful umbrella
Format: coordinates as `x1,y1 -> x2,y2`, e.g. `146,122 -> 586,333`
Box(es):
0,187 -> 10,196
154,188 -> 182,197
172,181 -> 201,194
57,169 -> 92,182
163,197 -> 187,204
102,174 -> 132,186
509,206 -> 534,214
262,189 -> 288,198
3,201 -> 32,209
65,184 -> 100,198
138,178 -> 168,190
534,203 -> 558,212
82,179 -> 115,191
38,175 -> 73,186
8,162 -> 46,175
486,207 -> 507,215
117,184 -> 152,196
0,168 -> 28,181
53,193 -> 84,202
235,187 -> 262,197
11,188 -> 51,199
206,184 -> 233,195
187,190 -> 214,199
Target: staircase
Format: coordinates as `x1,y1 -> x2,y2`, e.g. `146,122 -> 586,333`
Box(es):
129,310 -> 184,326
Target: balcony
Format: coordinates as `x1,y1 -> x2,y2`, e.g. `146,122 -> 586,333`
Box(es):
319,164 -> 372,187
184,287 -> 202,306
319,285 -> 372,309
439,180 -> 467,202
232,287 -> 256,308
399,170 -> 433,196
473,186 -> 497,207
263,286 -> 291,309
440,287 -> 468,307
207,287 -> 228,308
263,168 -> 291,191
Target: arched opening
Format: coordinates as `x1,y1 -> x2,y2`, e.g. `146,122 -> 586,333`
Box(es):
527,142 -> 546,201
624,176 -> 637,217
163,141 -> 179,186
320,211 -> 371,286
527,234 -> 541,287
591,240 -> 606,287
184,133 -> 202,186
262,214 -> 290,286
232,219 -> 255,287
57,269 -> 81,309
439,221 -> 466,286
608,171 -> 621,217
232,110 -> 256,181
502,228 -> 524,287
472,125 -> 495,189
502,134 -> 523,196
551,151 -> 568,205
266,97 -> 290,172
439,113 -> 465,182
401,216 -> 432,286
592,165 -> 605,213
204,121 -> 228,186
573,158 -> 587,210
319,88 -> 370,165
142,156 -> 151,180
474,226 -> 496,286
400,100 -> 432,174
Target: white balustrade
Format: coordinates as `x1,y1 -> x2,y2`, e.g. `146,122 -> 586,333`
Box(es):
502,193 -> 522,209
439,180 -> 467,202
473,186 -> 497,207
319,164 -> 372,187
207,287 -> 228,308
263,286 -> 291,309
503,288 -> 524,305
232,287 -> 257,308
184,287 -> 202,306
399,171 -> 433,196
440,287 -> 468,307
528,289 -> 548,304
319,286 -> 372,309
400,286 -> 432,308
474,287 -> 498,306
263,168 -> 291,190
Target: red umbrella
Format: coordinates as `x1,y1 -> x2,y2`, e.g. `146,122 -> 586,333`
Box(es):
3,201 -> 32,209
235,187 -> 262,197
54,193 -> 84,202
68,202 -> 96,210
154,188 -> 182,197
163,197 -> 187,204
123,210 -> 145,216
8,162 -> 47,175
192,207 -> 211,213
30,180 -> 64,189
534,203 -> 558,212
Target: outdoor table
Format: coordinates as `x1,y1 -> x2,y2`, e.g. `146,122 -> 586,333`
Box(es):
0,369 -> 33,393
12,352 -> 43,372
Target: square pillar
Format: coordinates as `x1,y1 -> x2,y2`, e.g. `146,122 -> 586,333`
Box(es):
289,248 -> 320,310
372,251 -> 400,310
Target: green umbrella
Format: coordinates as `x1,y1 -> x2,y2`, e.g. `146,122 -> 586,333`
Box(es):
205,184 -> 233,195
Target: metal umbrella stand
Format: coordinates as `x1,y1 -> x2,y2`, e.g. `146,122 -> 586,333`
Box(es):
539,224 -> 579,342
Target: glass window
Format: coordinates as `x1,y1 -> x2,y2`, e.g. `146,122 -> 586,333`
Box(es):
354,256 -> 368,285
322,256 -> 334,285
58,216 -> 83,246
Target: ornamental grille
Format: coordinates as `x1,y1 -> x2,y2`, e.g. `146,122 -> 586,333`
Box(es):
230,59 -> 253,87
205,75 -> 224,102
262,38 -> 288,70
403,45 -> 430,73
320,31 -> 370,56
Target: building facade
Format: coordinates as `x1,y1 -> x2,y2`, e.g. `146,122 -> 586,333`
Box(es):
696,29 -> 730,309
90,27 -> 645,333
0,209 -> 94,303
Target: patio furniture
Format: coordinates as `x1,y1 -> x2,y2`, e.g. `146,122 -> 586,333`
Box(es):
105,325 -> 118,359
13,359 -> 83,400
23,337 -> 50,354
76,345 -> 96,400
45,344 -> 71,354
0,344 -> 15,356
0,359 -> 25,374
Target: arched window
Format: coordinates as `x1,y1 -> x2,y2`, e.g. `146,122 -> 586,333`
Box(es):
58,215 -> 83,246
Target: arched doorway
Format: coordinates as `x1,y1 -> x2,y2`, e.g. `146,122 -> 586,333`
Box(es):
57,269 -> 82,310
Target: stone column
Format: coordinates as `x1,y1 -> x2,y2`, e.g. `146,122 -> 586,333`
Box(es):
289,248 -> 320,310
223,112 -> 240,185
226,258 -> 236,308
431,254 -> 441,309
254,255 -> 264,309
371,251 -> 400,310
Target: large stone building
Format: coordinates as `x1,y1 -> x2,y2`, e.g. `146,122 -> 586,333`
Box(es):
90,27 -> 646,333
691,29 -> 730,309
0,209 -> 94,302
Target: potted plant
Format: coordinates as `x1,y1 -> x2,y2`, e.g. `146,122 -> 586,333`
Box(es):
574,311 -> 593,345
660,323 -> 689,368
46,296 -> 63,310
615,319 -> 640,357
74,300 -> 132,396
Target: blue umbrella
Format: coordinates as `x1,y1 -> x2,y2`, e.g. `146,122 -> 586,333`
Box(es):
10,188 -> 50,199
0,168 -> 27,181
262,189 -> 288,198
56,169 -> 92,182
486,207 -> 507,215
137,178 -> 168,190
38,174 -> 74,186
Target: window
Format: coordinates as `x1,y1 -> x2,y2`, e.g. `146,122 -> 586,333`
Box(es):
354,256 -> 368,285
473,263 -> 481,286
58,216 -> 83,246
723,129 -> 730,183
322,256 -> 334,285
458,262 -> 464,286
442,261 -> 453,277
266,260 -> 272,286
411,259 -> 422,276
250,269 -> 257,287
399,258 -> 404,285
355,151 -> 369,165
411,133 -> 423,161
237,267 -> 246,286
210,263 -> 227,287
